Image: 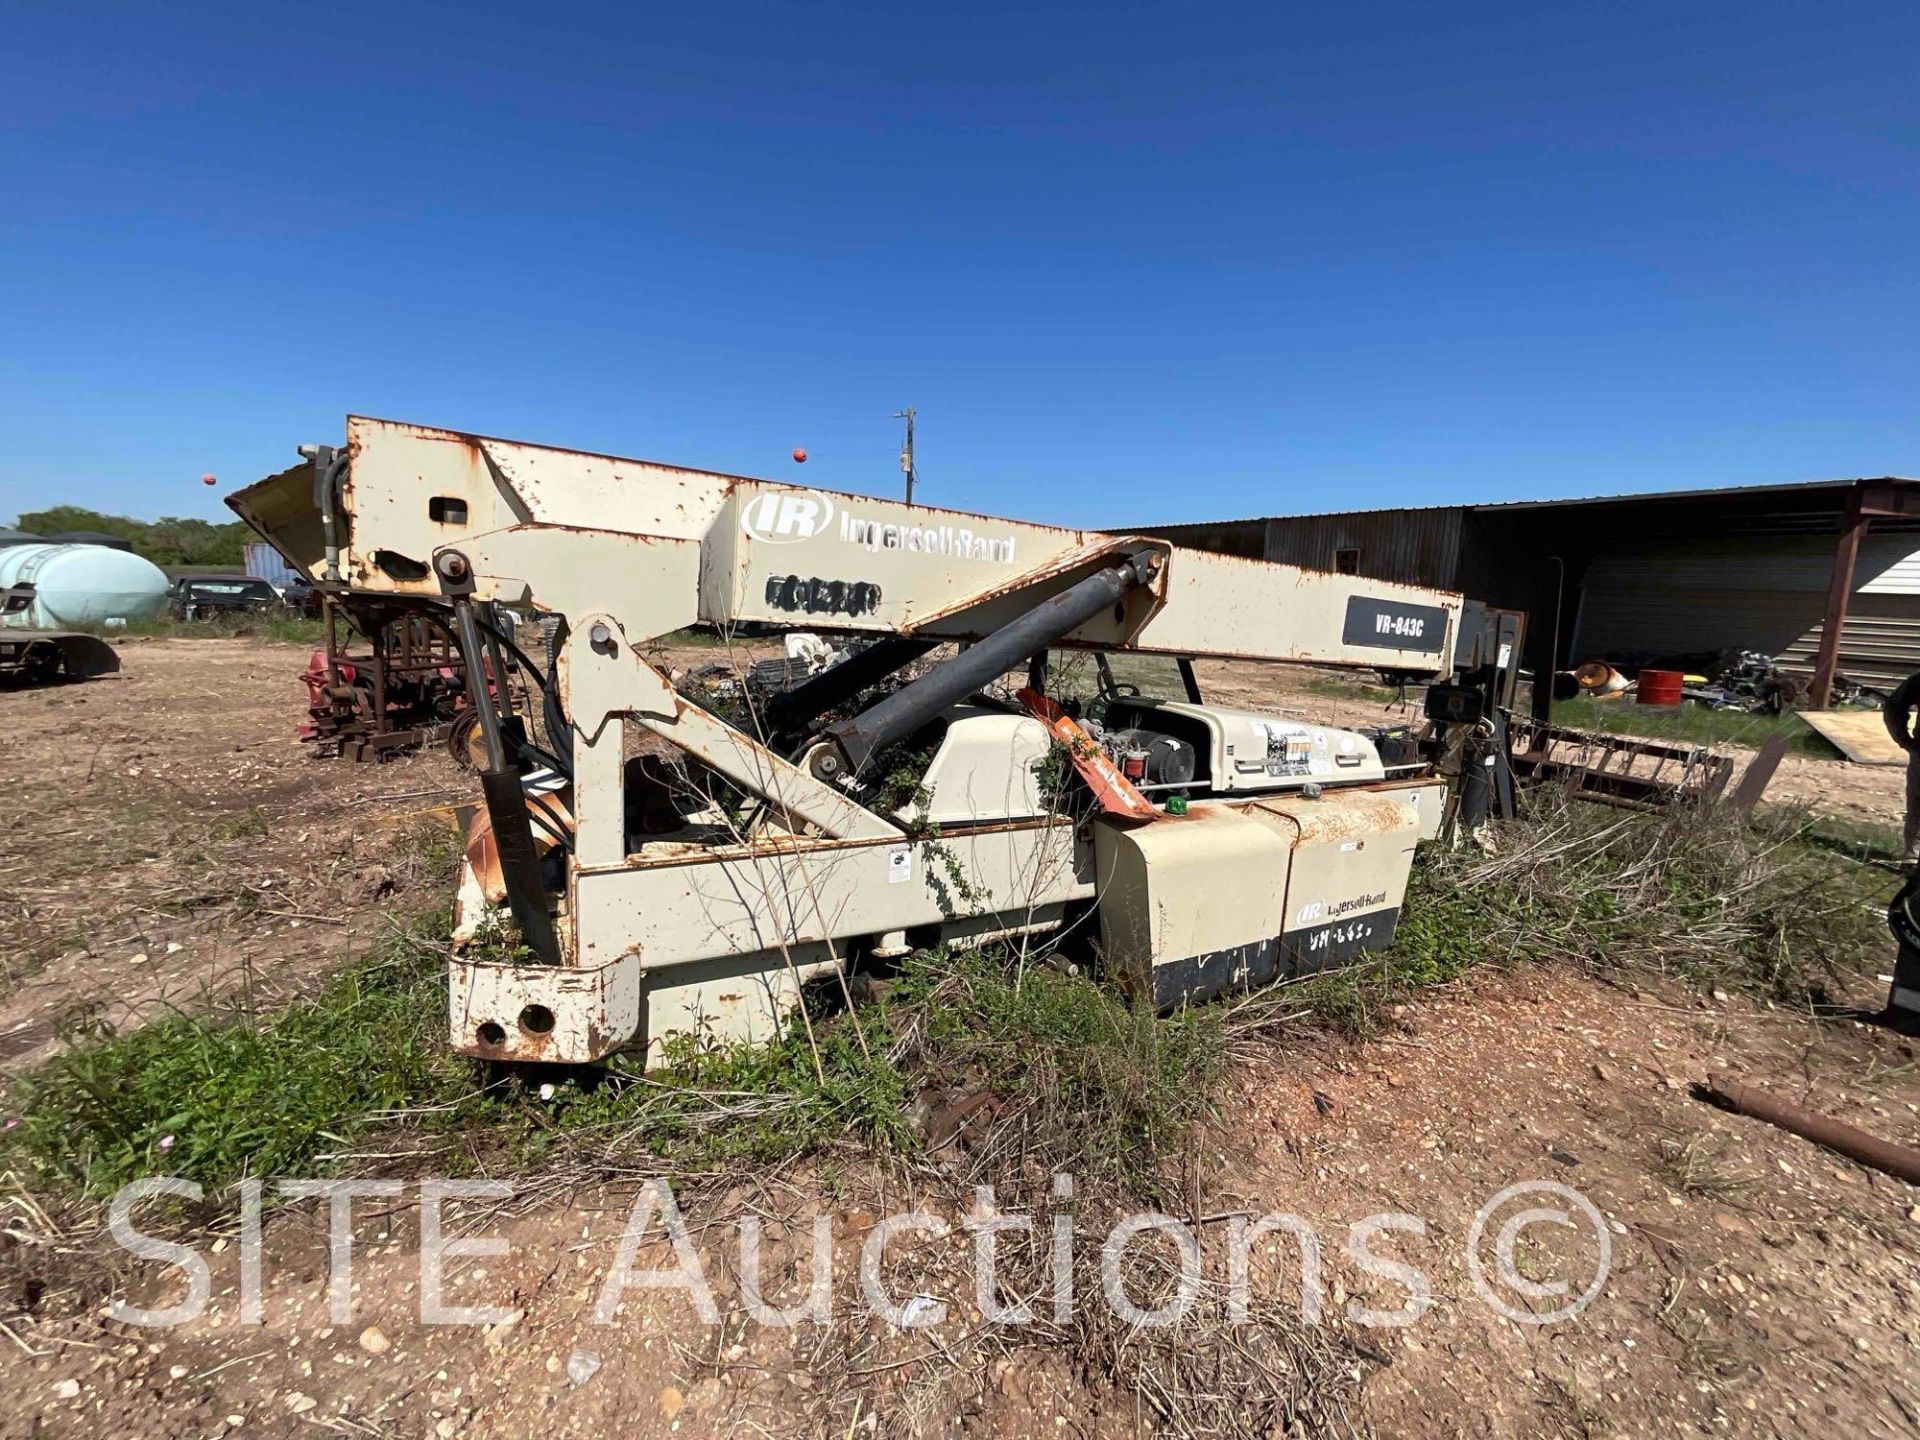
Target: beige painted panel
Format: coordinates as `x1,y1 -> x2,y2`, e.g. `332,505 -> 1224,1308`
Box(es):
911,711 -> 1054,824
1092,804 -> 1292,987
639,943 -> 841,1063
449,951 -> 641,1064
237,417 -> 1465,675
1251,786 -> 1426,941
571,821 -> 1092,971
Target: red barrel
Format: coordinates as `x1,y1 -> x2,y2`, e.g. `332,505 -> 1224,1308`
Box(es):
1637,668 -> 1684,706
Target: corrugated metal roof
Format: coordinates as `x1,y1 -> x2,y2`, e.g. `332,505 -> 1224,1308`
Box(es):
1466,475 -> 1920,514
1136,475 -> 1920,530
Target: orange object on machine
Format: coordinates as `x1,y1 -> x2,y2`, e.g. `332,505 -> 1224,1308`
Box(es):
1014,687 -> 1159,821
1637,668 -> 1684,706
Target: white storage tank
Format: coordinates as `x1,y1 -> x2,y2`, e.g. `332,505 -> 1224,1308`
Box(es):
0,543 -> 170,628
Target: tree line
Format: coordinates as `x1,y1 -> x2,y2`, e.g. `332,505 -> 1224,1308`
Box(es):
10,506 -> 250,567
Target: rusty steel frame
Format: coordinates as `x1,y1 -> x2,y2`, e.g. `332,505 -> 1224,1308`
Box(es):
1507,715 -> 1734,809
307,596 -> 470,761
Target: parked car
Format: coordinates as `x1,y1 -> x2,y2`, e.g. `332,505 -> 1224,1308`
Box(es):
280,575 -> 326,618
169,576 -> 281,620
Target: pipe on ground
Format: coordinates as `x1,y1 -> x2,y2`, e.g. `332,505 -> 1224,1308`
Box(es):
1696,1076 -> 1920,1186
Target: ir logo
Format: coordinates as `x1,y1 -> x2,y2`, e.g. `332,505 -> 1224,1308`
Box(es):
742,491 -> 836,544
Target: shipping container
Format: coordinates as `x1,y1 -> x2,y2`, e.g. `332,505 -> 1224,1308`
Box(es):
244,540 -> 300,590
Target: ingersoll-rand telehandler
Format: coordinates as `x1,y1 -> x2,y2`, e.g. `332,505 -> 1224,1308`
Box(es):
231,418 -> 1518,1068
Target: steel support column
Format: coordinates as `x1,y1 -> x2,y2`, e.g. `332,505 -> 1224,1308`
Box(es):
1809,486 -> 1867,710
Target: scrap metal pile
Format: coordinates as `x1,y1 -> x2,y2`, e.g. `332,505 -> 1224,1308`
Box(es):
1575,649 -> 1888,715
1688,650 -> 1810,713
296,598 -> 558,764
297,600 -> 472,761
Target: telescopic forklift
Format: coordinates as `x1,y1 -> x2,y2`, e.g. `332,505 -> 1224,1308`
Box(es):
231,418 -> 1518,1067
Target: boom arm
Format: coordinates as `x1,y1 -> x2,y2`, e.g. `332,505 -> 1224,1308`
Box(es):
231,416 -> 1465,674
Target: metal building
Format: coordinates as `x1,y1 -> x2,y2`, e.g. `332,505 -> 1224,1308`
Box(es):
1141,477 -> 1920,711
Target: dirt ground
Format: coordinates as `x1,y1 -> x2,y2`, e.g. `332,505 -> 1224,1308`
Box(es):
0,638 -> 466,1075
3,638 -> 1918,1438
1194,658 -> 1910,831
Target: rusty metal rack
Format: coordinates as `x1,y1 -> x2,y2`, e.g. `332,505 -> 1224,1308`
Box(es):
1507,715 -> 1734,809
301,597 -> 470,761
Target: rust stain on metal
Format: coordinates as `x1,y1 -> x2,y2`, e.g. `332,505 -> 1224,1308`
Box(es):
517,1027 -> 555,1058
464,811 -> 508,905
462,795 -> 572,905
353,414 -> 773,490
910,540 -> 1167,631
588,813 -> 1072,875
508,520 -> 663,546
1252,790 -> 1412,846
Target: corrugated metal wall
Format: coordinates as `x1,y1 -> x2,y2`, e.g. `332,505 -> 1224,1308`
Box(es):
1778,603 -> 1920,685
1859,547 -> 1920,594
243,540 -> 299,588
1140,509 -> 1467,587
1576,533 -> 1920,685
1137,517 -> 1269,560
1260,508 -> 1466,587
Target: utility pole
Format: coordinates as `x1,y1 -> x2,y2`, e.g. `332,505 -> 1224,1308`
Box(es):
894,407 -> 916,506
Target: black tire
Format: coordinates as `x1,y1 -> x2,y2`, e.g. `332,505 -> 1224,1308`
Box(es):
22,643 -> 63,685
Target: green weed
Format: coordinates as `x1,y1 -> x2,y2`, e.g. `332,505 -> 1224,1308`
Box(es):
1298,672 -> 1399,705
1655,1131 -> 1749,1198
1550,695 -> 1835,757
2,910 -> 479,1196
1792,812 -> 1905,869
4,790 -> 1887,1211
74,613 -> 326,646
207,806 -> 271,843
2,936 -> 1222,1206
926,947 -> 1225,1191
655,625 -> 730,649
1347,793 -> 1888,1026
518,946 -> 1219,1192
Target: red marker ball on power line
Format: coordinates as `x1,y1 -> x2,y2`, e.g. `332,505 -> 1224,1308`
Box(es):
792,448 -> 807,464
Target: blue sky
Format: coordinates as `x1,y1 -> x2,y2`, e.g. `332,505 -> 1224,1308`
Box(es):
2,2 -> 1915,529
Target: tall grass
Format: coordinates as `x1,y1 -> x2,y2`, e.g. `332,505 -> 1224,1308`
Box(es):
1442,793 -> 1886,998
4,912 -> 474,1195
3,791 -> 1889,1202
1550,694 -> 1834,757
73,613 -> 326,646
2,933 -> 1223,1202
1296,789 -> 1889,1035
